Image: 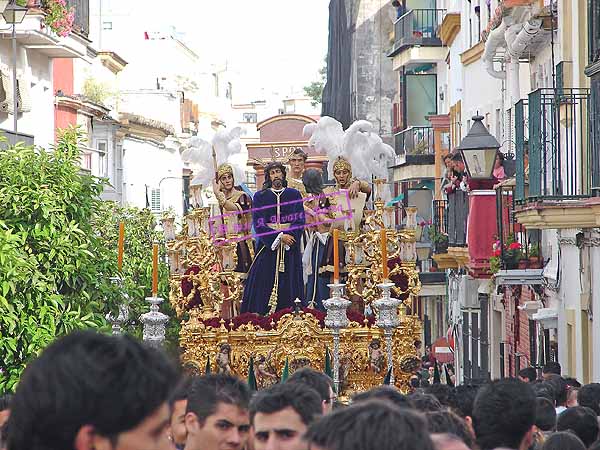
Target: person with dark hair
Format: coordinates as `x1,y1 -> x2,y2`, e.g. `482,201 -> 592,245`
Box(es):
184,374 -> 251,450
352,386 -> 414,410
426,384 -> 453,407
168,377 -> 195,450
287,368 -> 335,415
563,377 -> 581,388
407,393 -> 442,412
7,330 -> 178,450
556,406 -> 599,447
448,384 -> 480,438
425,410 -> 475,449
578,383 -> 600,416
542,361 -> 561,380
472,378 -> 536,450
304,400 -> 435,450
532,382 -> 556,406
544,374 -> 568,414
250,382 -> 322,450
287,148 -> 309,197
535,397 -> 556,433
241,161 -> 305,315
541,431 -> 586,450
518,367 -> 537,383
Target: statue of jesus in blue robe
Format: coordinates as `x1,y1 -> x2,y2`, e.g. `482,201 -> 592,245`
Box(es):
241,162 -> 306,315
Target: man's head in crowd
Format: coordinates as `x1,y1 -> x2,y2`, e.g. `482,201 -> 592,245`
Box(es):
425,384 -> 453,407
534,397 -> 556,433
540,431 -> 586,450
286,368 -> 335,415
185,374 -> 251,450
518,367 -> 537,383
472,378 -> 536,450
7,330 -> 178,450
169,377 -> 194,449
425,410 -> 475,449
556,406 -> 599,447
407,393 -> 442,413
542,362 -> 561,380
305,400 -> 435,450
545,374 -> 568,408
578,382 -> 600,415
250,382 -> 321,450
352,386 -> 413,410
532,382 -> 556,406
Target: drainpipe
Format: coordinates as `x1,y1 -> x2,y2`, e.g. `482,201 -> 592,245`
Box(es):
506,19 -> 543,106
483,19 -> 507,80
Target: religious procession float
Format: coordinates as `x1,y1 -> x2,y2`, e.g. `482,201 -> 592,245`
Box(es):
160,117 -> 424,397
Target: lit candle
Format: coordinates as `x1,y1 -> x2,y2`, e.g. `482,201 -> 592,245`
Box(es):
152,243 -> 159,296
117,221 -> 125,271
333,229 -> 340,284
381,229 -> 388,280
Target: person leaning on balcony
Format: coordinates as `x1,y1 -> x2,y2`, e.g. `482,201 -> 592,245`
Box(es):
444,153 -> 467,194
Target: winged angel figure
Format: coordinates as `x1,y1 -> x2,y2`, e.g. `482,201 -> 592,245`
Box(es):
303,116 -> 395,202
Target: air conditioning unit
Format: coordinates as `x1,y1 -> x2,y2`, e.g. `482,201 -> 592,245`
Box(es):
458,276 -> 480,309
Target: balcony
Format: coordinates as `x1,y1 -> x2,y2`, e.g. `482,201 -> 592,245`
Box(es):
431,199 -> 448,254
494,185 -> 544,284
66,0 -> 90,37
389,9 -> 446,57
394,126 -> 435,165
514,87 -> 600,229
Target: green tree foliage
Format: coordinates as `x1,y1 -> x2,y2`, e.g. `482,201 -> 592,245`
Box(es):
0,129 -> 115,391
0,129 -> 177,391
304,59 -> 327,107
92,202 -> 179,355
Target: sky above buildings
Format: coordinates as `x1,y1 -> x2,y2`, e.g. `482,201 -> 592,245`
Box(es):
138,0 -> 330,103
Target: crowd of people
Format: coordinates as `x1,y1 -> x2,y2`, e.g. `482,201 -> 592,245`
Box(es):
1,330 -> 599,450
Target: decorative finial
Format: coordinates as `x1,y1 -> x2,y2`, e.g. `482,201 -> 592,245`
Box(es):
294,298 -> 301,314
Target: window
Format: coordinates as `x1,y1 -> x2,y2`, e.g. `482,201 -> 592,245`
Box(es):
82,153 -> 92,170
97,141 -> 108,178
243,112 -> 257,123
151,189 -> 161,212
103,22 -> 113,30
284,101 -> 295,113
245,171 -> 257,189
226,82 -> 233,100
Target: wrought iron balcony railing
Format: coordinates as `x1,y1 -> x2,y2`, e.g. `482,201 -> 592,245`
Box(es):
446,189 -> 468,247
496,186 -> 543,270
432,199 -> 448,253
394,126 -> 435,165
521,87 -> 593,201
66,0 -> 90,37
391,9 -> 445,54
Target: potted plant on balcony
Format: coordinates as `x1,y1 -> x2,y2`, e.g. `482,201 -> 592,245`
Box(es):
504,236 -> 523,270
528,243 -> 542,269
42,0 -> 75,38
428,227 -> 449,254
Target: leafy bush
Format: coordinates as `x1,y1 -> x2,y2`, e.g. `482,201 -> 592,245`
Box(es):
0,129 -> 177,391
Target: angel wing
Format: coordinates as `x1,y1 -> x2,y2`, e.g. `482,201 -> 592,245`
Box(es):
343,120 -> 374,181
213,127 -> 248,184
307,116 -> 345,157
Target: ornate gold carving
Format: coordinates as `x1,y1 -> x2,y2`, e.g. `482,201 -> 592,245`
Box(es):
180,311 -> 422,395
